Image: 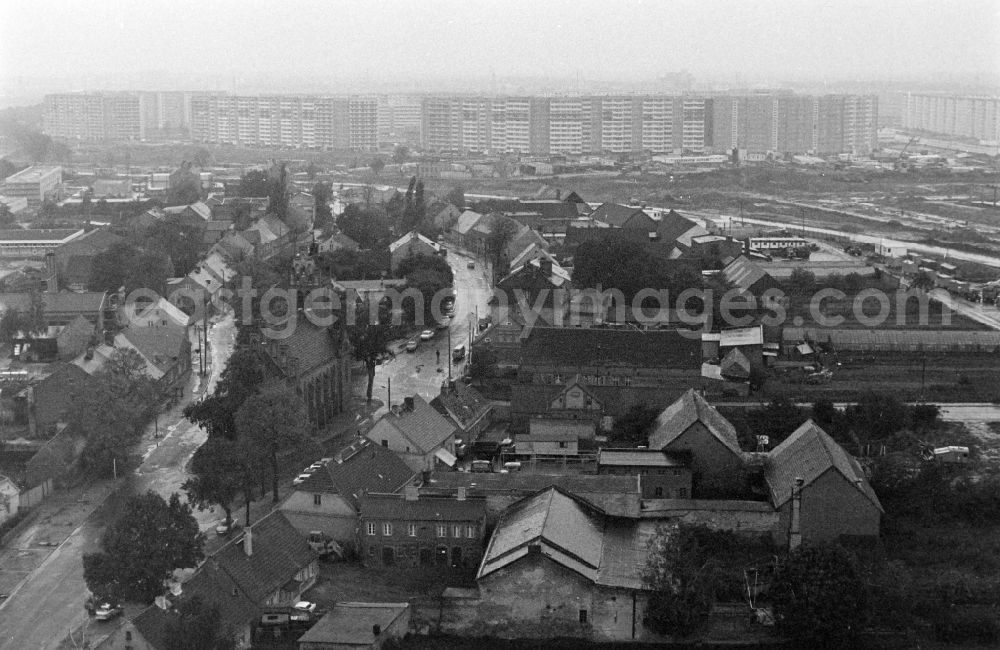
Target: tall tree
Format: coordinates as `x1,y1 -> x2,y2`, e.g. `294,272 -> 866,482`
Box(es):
267,162 -> 289,221
234,382 -> 307,502
182,437 -> 246,529
771,544 -> 867,647
184,348 -> 265,439
610,403 -> 659,446
484,217 -> 519,283
83,492 -> 203,604
370,158 -> 385,178
445,185 -> 465,210
349,315 -> 394,404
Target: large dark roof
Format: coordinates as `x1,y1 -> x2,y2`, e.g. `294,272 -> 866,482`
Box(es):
359,492 -> 486,522
766,420 -> 882,512
373,395 -> 457,454
121,322 -> 188,374
211,510 -> 316,604
520,327 -> 701,369
261,318 -> 344,376
55,228 -> 122,257
649,388 -> 743,456
179,556 -> 260,630
656,210 -> 704,246
431,382 -> 493,431
589,203 -> 646,228
297,438 -> 415,508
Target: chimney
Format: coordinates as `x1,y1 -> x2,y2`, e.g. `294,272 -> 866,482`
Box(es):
404,485 -> 419,501
539,257 -> 553,278
243,527 -> 253,557
103,330 -> 115,346
372,624 -> 381,637
420,470 -> 431,485
457,486 -> 466,501
403,396 -> 414,411
789,477 -> 804,551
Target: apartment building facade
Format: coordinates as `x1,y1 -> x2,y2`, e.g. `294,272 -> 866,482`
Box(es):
189,93 -> 377,150
2,166 -> 63,211
419,93 -> 875,156
903,93 -> 1000,143
43,92 -> 191,141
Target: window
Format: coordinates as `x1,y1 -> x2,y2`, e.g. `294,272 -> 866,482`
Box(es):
678,488 -> 688,498
408,524 -> 417,537
383,523 -> 393,536
579,609 -> 588,624
381,440 -> 388,447
313,493 -> 322,506
654,486 -> 663,497
453,525 -> 462,538
558,441 -> 566,449
466,525 -> 476,539
437,524 -> 447,538
367,522 -> 376,536
673,469 -> 681,476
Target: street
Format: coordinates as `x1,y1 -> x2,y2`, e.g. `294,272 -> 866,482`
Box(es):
369,248 -> 493,418
0,314 -> 237,650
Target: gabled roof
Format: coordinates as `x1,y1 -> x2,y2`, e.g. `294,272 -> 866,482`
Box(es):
656,210 -> 708,247
211,510 -> 316,604
766,420 -> 883,512
454,210 -> 484,235
720,347 -> 751,379
372,395 -> 457,454
121,297 -> 189,328
720,256 -> 770,292
179,560 -> 260,633
55,228 -> 122,258
213,231 -> 255,259
648,389 -> 743,456
296,438 -> 415,509
388,230 -> 441,254
500,255 -> 571,289
129,605 -> 174,650
320,230 -> 359,251
120,321 -> 188,375
478,487 -> 605,582
359,492 -> 486,522
260,318 -> 343,377
73,332 -> 165,380
430,382 -> 493,432
588,203 -> 646,228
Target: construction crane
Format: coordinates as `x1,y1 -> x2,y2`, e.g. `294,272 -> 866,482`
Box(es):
894,137 -> 919,170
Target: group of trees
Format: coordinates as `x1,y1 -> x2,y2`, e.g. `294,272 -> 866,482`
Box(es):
573,235 -> 703,301
89,241 -> 173,296
397,253 -> 454,324
71,348 -> 160,476
337,203 -> 392,250
183,348 -> 306,526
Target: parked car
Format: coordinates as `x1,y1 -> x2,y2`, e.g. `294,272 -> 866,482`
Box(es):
406,339 -> 419,352
452,344 -> 466,361
95,603 -> 123,621
420,329 -> 435,341
292,473 -> 313,486
216,518 -> 241,536
470,459 -> 493,473
467,261 -> 475,269
260,612 -> 290,627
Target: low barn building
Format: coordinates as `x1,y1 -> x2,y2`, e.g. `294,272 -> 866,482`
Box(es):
597,449 -> 692,499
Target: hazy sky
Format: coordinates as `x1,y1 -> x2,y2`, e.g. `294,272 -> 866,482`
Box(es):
2,0 -> 998,84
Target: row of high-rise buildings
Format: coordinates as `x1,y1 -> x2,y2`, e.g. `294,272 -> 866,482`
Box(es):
902,93 -> 1000,143
417,93 -> 878,156
43,91 -> 877,156
43,92 -> 191,141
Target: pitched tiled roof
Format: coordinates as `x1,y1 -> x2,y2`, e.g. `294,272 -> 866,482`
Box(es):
261,318 -> 342,376
765,420 -> 883,512
598,449 -> 687,467
454,210 -> 484,235
388,230 -> 440,254
56,228 -> 122,257
63,255 -> 93,285
597,520 -> 662,589
120,322 -> 188,374
129,605 -> 174,650
298,438 -> 415,509
520,327 -> 701,369
721,256 -> 770,292
720,347 -> 751,379
424,472 -> 641,518
375,395 -> 457,454
212,510 -> 316,604
479,487 -> 605,582
656,210 -> 708,247
359,492 -> 486,522
181,553 -> 261,629
649,389 -> 743,456
430,382 -> 493,431
588,203 -> 645,228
